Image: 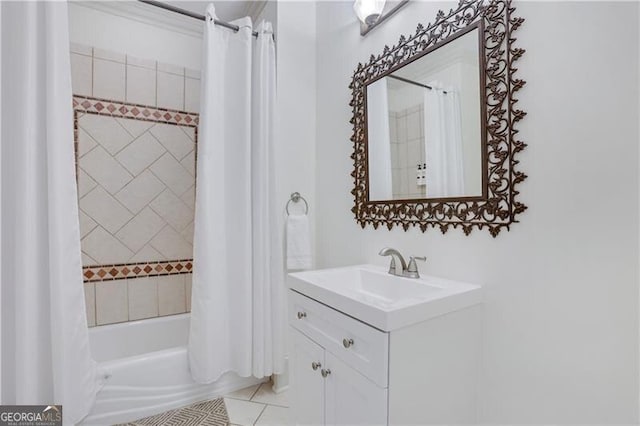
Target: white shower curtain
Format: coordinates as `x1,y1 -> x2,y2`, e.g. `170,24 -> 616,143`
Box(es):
189,5 -> 283,383
0,1 -> 101,424
366,78 -> 393,200
251,21 -> 285,378
424,83 -> 465,197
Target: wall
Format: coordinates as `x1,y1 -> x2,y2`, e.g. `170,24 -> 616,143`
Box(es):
68,2 -> 203,70
315,1 -> 639,423
71,43 -> 199,326
257,0 -> 277,34
276,1 -> 317,266
70,1 -> 295,330
68,4 -> 204,327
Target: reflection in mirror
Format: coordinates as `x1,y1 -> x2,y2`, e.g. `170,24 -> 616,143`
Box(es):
367,27 -> 483,201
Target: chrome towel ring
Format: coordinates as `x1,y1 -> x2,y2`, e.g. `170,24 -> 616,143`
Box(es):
286,192 -> 309,216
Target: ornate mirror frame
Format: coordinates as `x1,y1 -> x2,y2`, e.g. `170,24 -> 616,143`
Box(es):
349,0 -> 527,237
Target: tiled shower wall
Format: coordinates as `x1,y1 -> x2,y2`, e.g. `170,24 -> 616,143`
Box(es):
390,104 -> 427,199
70,43 -> 201,111
70,43 -> 200,326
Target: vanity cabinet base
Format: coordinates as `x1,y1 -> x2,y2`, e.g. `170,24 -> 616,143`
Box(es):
289,289 -> 482,425
388,304 -> 482,424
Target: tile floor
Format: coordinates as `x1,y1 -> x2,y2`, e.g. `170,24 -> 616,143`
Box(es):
224,382 -> 289,426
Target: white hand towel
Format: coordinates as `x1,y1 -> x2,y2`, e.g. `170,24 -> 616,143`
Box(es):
286,214 -> 312,270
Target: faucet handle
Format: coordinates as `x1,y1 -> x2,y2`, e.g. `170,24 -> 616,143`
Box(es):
406,256 -> 426,278
388,257 -> 397,275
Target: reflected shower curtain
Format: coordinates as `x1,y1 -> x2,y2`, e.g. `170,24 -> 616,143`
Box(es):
424,83 -> 465,197
0,1 -> 102,423
366,78 -> 393,200
189,5 -> 283,383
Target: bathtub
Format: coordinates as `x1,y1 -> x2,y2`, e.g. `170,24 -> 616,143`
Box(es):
81,314 -> 264,425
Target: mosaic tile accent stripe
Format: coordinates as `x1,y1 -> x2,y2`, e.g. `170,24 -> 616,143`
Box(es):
73,95 -> 199,126
83,259 -> 193,282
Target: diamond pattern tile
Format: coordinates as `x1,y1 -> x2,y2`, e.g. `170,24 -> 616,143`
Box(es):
81,186 -> 133,234
115,131 -> 165,176
180,150 -> 196,176
76,109 -> 196,268
180,185 -> 196,209
82,226 -> 134,264
115,170 -> 165,214
150,225 -> 193,260
150,152 -> 194,196
116,117 -> 154,138
80,145 -> 133,195
150,189 -> 194,232
82,252 -> 98,266
79,113 -> 132,155
181,222 -> 195,245
115,207 -> 166,253
77,127 -> 98,157
150,124 -> 195,161
129,244 -> 164,262
78,210 -> 98,238
82,261 -> 192,282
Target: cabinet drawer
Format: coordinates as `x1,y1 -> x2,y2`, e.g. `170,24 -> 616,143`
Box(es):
288,290 -> 389,387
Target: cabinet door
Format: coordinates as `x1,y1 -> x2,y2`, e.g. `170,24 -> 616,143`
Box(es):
291,328 -> 325,426
324,351 -> 388,426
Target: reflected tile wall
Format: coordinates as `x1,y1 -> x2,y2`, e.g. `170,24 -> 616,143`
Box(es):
390,105 -> 427,199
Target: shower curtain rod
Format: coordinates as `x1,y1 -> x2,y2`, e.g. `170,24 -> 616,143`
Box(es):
138,0 -> 260,37
387,75 -> 448,94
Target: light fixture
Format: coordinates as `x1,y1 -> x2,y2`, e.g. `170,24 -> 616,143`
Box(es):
353,0 -> 386,26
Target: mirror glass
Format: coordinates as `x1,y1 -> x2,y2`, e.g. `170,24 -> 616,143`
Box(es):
366,28 -> 483,201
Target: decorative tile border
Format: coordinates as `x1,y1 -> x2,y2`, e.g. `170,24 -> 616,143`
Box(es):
73,95 -> 199,126
73,95 -> 199,283
72,94 -> 199,187
83,259 -> 193,282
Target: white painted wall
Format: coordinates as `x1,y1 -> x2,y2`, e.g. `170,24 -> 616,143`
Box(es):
68,2 -> 203,70
276,1 -> 317,266
257,0 -> 277,34
314,1 -> 639,423
69,0 -> 278,74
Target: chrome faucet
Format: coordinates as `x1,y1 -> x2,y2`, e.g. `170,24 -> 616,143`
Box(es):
378,247 -> 407,277
378,247 -> 426,278
405,255 -> 427,278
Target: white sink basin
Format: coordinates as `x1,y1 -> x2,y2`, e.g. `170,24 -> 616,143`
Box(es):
288,264 -> 482,331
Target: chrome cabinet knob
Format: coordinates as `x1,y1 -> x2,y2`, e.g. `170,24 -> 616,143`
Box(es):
321,368 -> 331,378
342,338 -> 354,348
297,311 -> 307,319
311,361 -> 321,371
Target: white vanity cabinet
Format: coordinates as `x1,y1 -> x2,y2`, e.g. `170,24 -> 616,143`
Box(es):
288,284 -> 482,425
291,328 -> 325,425
290,290 -> 389,425
291,328 -> 388,425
